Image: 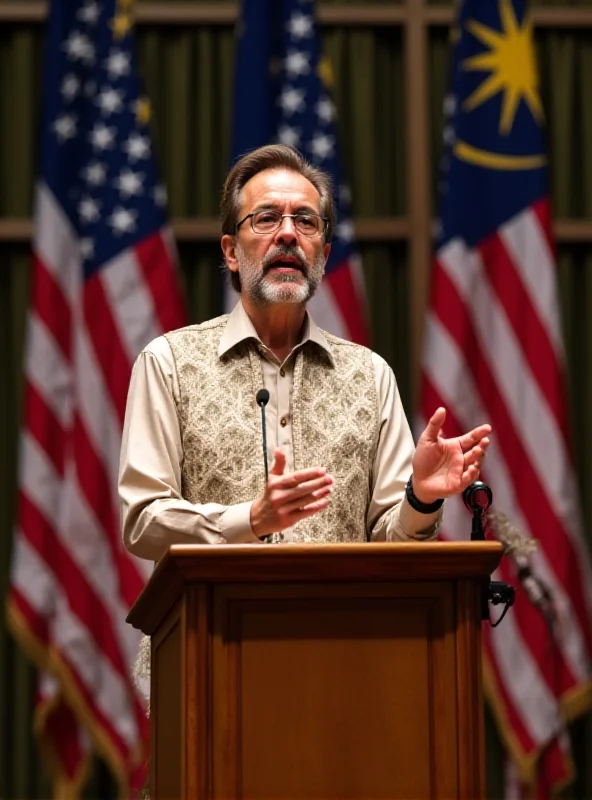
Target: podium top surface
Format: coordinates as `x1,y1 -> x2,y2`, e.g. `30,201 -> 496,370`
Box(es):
127,541 -> 503,633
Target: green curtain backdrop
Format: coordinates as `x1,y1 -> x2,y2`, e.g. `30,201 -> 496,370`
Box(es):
0,2 -> 591,797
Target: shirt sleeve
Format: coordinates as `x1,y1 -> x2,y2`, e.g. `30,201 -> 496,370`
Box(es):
368,353 -> 441,542
119,339 -> 260,562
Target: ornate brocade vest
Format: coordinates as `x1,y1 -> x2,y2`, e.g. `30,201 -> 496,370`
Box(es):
165,315 -> 380,542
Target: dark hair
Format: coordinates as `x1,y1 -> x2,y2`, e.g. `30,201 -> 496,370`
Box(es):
221,144 -> 335,292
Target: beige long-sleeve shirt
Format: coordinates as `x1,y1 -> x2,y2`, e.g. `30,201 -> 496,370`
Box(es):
119,302 -> 440,561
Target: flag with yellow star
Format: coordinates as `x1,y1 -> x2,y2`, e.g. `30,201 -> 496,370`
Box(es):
419,0 -> 592,794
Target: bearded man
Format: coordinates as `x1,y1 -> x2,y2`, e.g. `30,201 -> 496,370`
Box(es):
119,145 -> 491,561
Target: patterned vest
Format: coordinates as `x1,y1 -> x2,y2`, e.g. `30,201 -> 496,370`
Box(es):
165,316 -> 380,542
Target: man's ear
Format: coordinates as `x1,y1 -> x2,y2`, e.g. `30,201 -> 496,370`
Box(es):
221,234 -> 239,275
323,242 -> 331,263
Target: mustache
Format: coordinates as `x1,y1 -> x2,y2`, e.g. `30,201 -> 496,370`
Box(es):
262,245 -> 307,273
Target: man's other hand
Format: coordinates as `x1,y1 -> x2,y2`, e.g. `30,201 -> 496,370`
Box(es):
250,449 -> 334,538
411,407 -> 491,504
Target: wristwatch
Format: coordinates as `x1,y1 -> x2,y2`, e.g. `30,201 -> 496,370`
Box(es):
405,475 -> 444,514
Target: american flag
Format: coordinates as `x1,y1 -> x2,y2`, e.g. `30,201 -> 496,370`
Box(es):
419,0 -> 592,792
228,0 -> 368,344
6,0 -> 186,794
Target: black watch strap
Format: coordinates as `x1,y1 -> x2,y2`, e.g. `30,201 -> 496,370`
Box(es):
405,475 -> 444,514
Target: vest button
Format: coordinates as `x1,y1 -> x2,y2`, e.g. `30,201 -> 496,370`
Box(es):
280,417 -> 287,427
280,368 -> 286,377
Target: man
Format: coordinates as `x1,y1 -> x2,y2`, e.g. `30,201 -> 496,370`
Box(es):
119,145 -> 490,561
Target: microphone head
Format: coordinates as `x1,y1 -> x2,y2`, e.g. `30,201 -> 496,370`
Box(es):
256,388 -> 270,407
463,481 -> 493,514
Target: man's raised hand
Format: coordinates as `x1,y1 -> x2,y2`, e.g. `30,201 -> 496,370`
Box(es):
411,407 -> 491,504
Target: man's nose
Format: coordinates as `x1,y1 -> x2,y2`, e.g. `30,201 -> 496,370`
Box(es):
274,215 -> 298,245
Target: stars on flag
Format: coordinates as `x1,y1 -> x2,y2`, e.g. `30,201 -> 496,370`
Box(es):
443,125 -> 456,145
339,185 -> 352,204
335,219 -> 355,243
104,49 -> 131,80
78,195 -> 101,224
96,87 -> 124,116
285,50 -> 311,78
316,96 -> 335,124
61,74 -> 81,102
81,161 -> 107,186
107,206 -> 137,235
89,122 -> 116,150
45,0 -> 169,270
279,87 -> 305,115
113,168 -> 144,198
62,31 -> 95,65
310,132 -> 335,162
123,132 -> 150,162
53,113 -> 78,142
153,185 -> 167,207
287,11 -> 313,39
78,1 -> 101,26
76,1 -> 101,26
443,93 -> 457,118
273,1 -> 357,270
278,124 -> 301,148
79,237 -> 95,261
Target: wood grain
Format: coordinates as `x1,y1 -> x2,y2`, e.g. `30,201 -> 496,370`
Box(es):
127,542 -> 503,636
211,582 -> 458,799
134,543 -> 502,798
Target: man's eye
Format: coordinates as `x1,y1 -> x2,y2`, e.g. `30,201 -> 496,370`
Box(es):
257,212 -> 279,224
297,215 -> 317,230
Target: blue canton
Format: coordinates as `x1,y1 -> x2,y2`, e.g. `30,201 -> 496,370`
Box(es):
42,0 -> 167,278
232,0 -> 355,275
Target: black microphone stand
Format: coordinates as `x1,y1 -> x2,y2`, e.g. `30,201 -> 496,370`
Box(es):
255,388 -> 283,544
463,482 -> 515,625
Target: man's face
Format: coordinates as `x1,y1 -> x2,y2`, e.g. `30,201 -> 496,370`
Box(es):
223,168 -> 331,306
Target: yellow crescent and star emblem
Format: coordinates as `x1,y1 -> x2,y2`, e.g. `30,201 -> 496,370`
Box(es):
454,0 -> 546,171
110,0 -> 134,40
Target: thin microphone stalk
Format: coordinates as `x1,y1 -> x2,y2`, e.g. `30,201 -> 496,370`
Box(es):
256,388 -> 270,482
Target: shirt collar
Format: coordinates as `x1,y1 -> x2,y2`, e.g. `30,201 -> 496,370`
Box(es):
219,300 -> 334,365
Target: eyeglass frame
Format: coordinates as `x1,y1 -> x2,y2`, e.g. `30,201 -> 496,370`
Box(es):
235,210 -> 329,237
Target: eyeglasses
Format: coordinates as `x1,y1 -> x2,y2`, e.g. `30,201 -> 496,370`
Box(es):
235,210 -> 328,237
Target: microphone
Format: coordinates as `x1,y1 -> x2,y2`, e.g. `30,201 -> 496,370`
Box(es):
256,388 -> 270,482
463,480 -> 493,515
463,480 -> 492,541
255,388 -> 283,545
463,481 -> 515,625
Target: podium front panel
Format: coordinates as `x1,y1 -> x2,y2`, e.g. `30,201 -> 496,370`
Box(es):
211,582 -> 458,800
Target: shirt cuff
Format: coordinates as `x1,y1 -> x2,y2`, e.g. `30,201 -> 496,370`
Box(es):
398,497 -> 442,540
220,502 -> 261,544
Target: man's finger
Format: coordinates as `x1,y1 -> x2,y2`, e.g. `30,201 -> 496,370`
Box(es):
273,474 -> 334,505
459,426 -> 492,451
422,407 -> 446,442
273,466 -> 329,489
270,448 -> 286,476
463,445 -> 485,467
282,485 -> 333,514
459,465 -> 480,490
288,496 -> 331,523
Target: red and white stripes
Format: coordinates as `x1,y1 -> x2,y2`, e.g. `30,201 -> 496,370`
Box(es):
419,198 -> 592,789
8,183 -> 185,791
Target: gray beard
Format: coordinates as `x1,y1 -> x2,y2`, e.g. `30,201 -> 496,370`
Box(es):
236,244 -> 325,306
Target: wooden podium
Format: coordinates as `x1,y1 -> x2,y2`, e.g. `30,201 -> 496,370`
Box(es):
127,541 -> 502,799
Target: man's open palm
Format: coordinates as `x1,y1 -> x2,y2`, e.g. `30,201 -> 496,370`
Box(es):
411,408 -> 491,504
